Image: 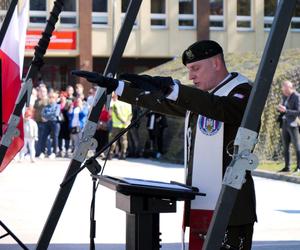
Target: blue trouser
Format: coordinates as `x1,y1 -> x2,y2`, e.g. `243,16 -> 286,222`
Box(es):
40,121 -> 61,155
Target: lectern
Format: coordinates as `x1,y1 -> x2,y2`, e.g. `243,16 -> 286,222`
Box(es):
95,175 -> 204,250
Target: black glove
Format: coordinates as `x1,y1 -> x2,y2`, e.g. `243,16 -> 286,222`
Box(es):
120,73 -> 174,96
71,70 -> 118,94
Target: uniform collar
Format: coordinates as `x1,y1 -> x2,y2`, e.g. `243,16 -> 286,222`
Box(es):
210,72 -> 238,94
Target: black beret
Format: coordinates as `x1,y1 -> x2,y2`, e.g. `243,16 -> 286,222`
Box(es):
182,40 -> 223,66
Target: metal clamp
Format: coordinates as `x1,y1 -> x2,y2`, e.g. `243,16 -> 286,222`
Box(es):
223,127 -> 259,190
72,120 -> 98,162
0,79 -> 32,148
16,78 -> 33,106
1,115 -> 20,147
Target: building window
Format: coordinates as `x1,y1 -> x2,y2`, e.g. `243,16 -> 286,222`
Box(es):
210,0 -> 224,30
264,0 -> 278,30
121,0 -> 130,13
0,1 -> 10,29
291,0 -> 300,31
151,0 -> 167,28
121,0 -> 138,27
237,0 -> 252,30
60,0 -> 77,27
92,0 -> 108,26
29,0 -> 47,26
178,0 -> 196,29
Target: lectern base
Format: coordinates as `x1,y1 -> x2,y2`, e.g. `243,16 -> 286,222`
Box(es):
95,175 -> 202,250
116,192 -> 176,250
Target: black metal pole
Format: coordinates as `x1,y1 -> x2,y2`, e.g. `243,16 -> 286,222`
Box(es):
203,1 -> 297,249
0,220 -> 29,250
36,1 -> 143,249
0,59 -> 2,137
104,0 -> 142,107
90,177 -> 97,250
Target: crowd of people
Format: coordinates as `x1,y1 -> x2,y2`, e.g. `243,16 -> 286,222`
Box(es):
18,82 -> 168,163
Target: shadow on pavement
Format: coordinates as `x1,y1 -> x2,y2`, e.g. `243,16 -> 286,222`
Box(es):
252,241 -> 300,250
0,243 -> 187,250
2,241 -> 300,250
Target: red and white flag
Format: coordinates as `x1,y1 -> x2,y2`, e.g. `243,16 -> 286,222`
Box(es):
0,0 -> 29,172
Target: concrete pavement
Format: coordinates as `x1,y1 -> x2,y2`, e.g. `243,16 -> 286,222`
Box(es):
0,157 -> 300,249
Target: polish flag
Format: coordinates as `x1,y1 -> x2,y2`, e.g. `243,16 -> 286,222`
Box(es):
0,1 -> 29,172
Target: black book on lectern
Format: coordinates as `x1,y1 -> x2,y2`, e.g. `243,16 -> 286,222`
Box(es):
93,175 -> 204,200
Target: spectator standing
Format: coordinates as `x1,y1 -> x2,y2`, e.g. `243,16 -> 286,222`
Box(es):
19,108 -> 38,162
33,84 -> 49,158
278,80 -> 300,172
29,87 -> 37,109
58,92 -> 71,157
94,106 -> 112,157
127,105 -> 142,158
87,86 -> 97,107
145,111 -> 168,159
68,96 -> 89,153
40,92 -> 61,158
109,94 -> 132,160
66,85 -> 75,103
75,83 -> 86,100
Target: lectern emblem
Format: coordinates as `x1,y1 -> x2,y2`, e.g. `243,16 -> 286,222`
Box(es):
198,115 -> 221,136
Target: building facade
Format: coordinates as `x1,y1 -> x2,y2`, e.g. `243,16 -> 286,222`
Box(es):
2,0 -> 300,90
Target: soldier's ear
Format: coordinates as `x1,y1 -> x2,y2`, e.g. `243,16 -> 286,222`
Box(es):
213,55 -> 223,71
211,56 -> 219,70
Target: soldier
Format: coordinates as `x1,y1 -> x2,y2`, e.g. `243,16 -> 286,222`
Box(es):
72,40 -> 257,250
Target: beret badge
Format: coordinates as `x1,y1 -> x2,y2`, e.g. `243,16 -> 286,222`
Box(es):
185,49 -> 195,61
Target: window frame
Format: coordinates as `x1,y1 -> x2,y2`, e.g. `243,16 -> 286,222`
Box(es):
29,0 -> 48,27
236,0 -> 253,31
291,1 -> 300,32
60,0 -> 78,28
209,0 -> 225,31
92,12 -> 109,27
291,16 -> 300,32
178,0 -> 196,30
263,0 -> 279,31
121,0 -> 139,29
150,0 -> 167,29
92,0 -> 109,28
209,15 -> 225,31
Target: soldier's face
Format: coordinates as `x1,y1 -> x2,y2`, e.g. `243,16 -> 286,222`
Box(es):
187,57 -> 219,91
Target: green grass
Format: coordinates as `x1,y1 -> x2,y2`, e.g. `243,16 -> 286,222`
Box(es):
258,161 -> 300,176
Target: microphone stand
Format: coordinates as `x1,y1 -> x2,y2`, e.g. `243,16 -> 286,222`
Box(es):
61,90 -> 166,188
60,107 -> 151,188
61,92 -> 165,250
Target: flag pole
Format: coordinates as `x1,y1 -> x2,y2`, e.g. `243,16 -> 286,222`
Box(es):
0,0 -> 18,137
